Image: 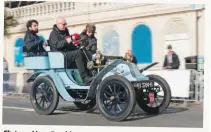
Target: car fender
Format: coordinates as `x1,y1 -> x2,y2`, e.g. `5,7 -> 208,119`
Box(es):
86,59 -> 149,100
27,70 -> 75,101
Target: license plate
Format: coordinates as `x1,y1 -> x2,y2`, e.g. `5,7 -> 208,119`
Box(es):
132,80 -> 154,90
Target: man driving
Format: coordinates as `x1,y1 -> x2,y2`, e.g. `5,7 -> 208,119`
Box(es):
48,17 -> 93,84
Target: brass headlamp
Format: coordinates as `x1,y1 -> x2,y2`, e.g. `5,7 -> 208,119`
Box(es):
96,50 -> 102,65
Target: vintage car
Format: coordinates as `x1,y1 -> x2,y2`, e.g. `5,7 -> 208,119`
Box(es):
23,43 -> 171,122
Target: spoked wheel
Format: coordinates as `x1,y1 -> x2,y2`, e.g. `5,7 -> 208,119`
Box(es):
96,75 -> 136,121
136,74 -> 171,115
30,76 -> 59,115
74,98 -> 96,111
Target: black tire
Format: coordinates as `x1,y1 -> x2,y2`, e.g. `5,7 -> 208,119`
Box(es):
137,74 -> 171,115
73,98 -> 96,111
96,75 -> 136,121
30,76 -> 59,115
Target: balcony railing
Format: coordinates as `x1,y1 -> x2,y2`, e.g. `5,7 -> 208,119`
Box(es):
7,2 -> 134,21
8,2 -> 76,18
7,2 -> 205,23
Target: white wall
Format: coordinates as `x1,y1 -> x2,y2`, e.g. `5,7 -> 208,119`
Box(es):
4,3 -> 205,73
198,10 -> 205,57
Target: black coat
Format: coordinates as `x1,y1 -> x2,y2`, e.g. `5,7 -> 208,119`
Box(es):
23,30 -> 45,53
49,25 -> 77,51
163,52 -> 180,69
80,32 -> 97,54
131,56 -> 137,64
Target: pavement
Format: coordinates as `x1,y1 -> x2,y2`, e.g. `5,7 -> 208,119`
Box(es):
2,95 -> 203,127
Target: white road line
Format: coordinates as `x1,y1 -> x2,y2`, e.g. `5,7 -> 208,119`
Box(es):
21,109 -> 67,113
3,97 -> 74,104
4,97 -> 74,104
3,106 -> 86,115
3,106 -> 31,111
22,109 -> 34,112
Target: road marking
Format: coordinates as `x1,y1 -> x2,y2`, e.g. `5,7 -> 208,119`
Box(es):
3,106 -> 33,111
21,108 -> 67,113
3,106 -> 86,115
3,97 -> 74,104
22,109 -> 34,112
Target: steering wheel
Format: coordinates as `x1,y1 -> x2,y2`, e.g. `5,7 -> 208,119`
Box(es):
74,36 -> 100,70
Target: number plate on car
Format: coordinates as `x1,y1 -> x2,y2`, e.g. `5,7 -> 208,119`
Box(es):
131,80 -> 154,90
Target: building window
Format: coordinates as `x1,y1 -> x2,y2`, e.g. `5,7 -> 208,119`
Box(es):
14,38 -> 24,67
132,24 -> 152,64
102,29 -> 120,56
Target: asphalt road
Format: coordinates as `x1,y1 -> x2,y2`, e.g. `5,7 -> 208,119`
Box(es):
3,96 -> 203,127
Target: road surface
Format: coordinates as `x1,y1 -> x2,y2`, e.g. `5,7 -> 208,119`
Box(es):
3,96 -> 203,127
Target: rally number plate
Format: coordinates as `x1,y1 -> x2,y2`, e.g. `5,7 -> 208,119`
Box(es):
131,80 -> 154,90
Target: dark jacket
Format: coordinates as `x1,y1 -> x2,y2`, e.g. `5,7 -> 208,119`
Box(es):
23,30 -> 45,53
49,25 -> 77,51
80,32 -> 97,54
163,52 -> 180,69
131,56 -> 137,64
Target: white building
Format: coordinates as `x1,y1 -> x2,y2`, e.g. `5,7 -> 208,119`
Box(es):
4,2 -> 205,73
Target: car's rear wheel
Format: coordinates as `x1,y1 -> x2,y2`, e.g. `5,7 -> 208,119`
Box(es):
30,76 -> 59,115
